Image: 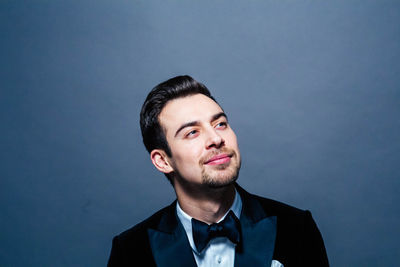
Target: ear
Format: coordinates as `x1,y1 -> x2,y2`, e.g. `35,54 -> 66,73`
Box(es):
150,149 -> 174,174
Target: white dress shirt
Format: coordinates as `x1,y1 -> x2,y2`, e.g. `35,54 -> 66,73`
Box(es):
176,189 -> 242,267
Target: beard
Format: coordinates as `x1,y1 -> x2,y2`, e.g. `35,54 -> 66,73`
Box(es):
200,149 -> 241,188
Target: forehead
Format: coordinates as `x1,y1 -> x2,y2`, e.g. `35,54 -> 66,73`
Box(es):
159,94 -> 223,134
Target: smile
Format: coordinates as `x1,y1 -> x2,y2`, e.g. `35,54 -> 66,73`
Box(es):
204,154 -> 232,165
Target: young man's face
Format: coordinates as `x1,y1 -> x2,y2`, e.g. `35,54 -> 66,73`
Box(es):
158,93 -> 241,188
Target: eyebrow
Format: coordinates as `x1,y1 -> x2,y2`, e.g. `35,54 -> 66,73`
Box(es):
174,112 -> 228,137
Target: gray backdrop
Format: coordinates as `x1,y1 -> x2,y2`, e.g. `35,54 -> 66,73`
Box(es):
1,0 -> 399,266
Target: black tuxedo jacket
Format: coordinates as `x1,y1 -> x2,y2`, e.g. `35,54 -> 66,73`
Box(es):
107,185 -> 329,266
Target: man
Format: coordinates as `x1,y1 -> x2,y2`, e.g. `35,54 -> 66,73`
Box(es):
107,75 -> 329,267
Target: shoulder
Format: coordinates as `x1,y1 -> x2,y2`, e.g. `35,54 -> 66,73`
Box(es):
114,202 -> 174,243
237,185 -> 315,235
248,191 -> 315,231
236,184 -> 308,219
107,203 -> 175,266
250,192 -> 308,217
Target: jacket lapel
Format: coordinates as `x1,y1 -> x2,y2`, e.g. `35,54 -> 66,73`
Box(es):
235,185 -> 277,267
147,201 -> 197,267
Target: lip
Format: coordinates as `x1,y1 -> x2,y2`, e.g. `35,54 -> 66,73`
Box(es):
204,153 -> 232,165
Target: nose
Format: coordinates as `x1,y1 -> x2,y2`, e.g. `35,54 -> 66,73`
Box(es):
205,128 -> 225,149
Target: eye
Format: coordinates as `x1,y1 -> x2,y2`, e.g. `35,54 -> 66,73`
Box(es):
216,121 -> 227,129
185,129 -> 199,138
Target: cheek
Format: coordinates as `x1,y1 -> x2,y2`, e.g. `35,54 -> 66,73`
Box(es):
171,143 -> 203,166
224,131 -> 239,147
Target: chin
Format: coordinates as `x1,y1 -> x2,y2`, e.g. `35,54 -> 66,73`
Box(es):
201,159 -> 241,188
202,170 -> 239,189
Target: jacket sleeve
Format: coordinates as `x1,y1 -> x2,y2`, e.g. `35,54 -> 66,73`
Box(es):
302,210 -> 330,266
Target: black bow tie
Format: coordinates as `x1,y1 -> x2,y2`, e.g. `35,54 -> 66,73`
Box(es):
191,210 -> 241,253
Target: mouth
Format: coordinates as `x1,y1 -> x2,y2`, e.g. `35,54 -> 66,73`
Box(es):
204,153 -> 232,165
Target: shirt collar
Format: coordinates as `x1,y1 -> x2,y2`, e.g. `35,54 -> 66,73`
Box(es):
176,188 -> 242,254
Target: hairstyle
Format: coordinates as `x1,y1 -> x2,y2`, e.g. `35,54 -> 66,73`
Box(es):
140,75 -> 217,157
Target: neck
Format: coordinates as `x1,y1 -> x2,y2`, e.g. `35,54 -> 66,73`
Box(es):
175,182 -> 236,224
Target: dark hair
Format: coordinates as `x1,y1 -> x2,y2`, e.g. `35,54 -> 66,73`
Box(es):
140,75 -> 217,157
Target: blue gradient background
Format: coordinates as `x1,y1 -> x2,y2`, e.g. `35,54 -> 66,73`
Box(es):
1,1 -> 399,266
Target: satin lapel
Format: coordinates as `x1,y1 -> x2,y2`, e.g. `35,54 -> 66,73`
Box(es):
235,185 -> 277,267
147,202 -> 197,267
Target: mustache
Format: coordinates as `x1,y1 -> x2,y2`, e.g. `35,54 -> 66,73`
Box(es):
199,148 -> 236,165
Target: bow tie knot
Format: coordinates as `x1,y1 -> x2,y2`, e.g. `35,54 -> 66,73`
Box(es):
191,210 -> 241,253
